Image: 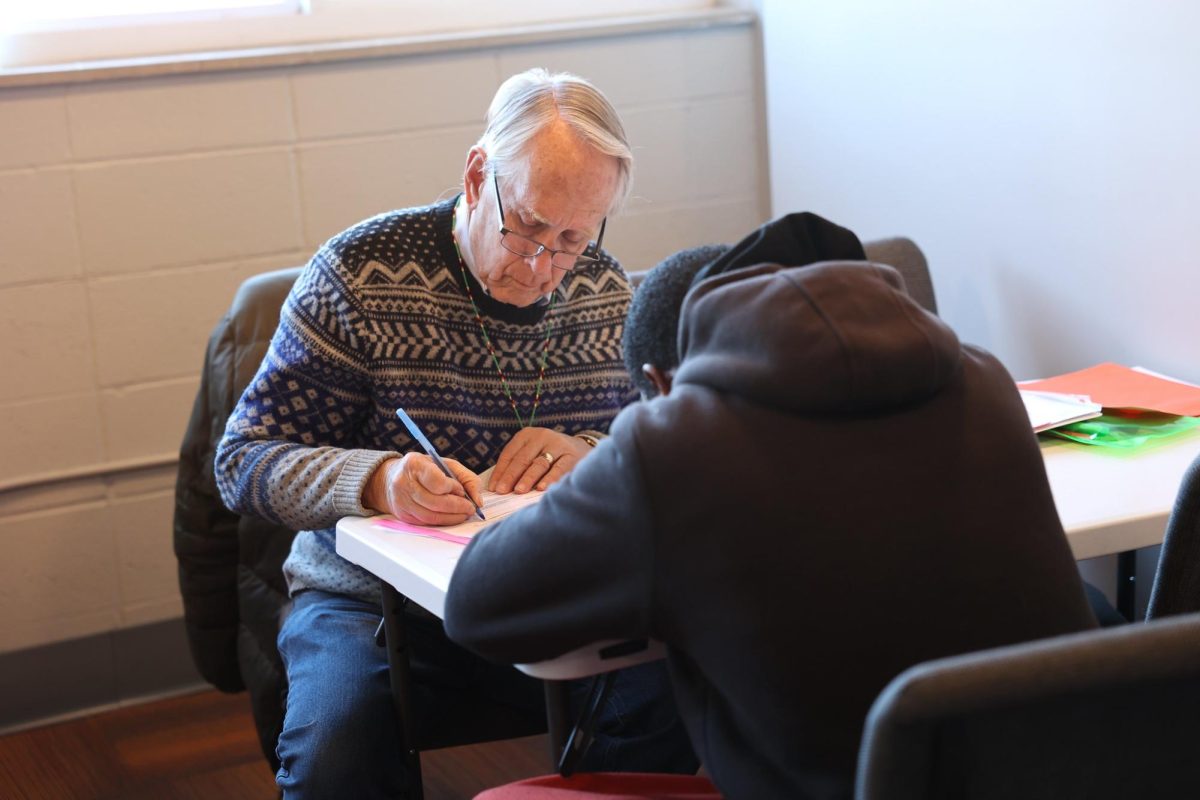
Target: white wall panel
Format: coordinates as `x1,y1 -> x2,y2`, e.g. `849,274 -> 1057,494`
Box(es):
100,379 -> 199,462
0,87 -> 71,169
0,395 -> 105,486
110,491 -> 184,621
682,25 -> 757,98
74,150 -> 304,275
0,282 -> 94,404
0,504 -> 121,652
297,128 -> 477,247
606,197 -> 765,271
89,260 -> 272,387
501,33 -> 696,109
67,72 -> 295,160
0,479 -> 108,520
684,95 -> 760,201
291,53 -> 498,140
619,105 -> 689,209
0,169 -> 81,288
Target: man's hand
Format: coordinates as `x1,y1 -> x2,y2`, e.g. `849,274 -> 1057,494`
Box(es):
489,428 -> 595,494
362,453 -> 483,525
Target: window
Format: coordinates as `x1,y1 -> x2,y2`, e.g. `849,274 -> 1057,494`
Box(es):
1,1 -> 716,71
2,1 -> 304,34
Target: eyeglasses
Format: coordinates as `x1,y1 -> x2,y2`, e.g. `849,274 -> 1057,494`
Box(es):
493,172 -> 606,272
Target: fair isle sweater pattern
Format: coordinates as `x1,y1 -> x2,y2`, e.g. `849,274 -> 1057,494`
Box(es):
215,198 -> 637,601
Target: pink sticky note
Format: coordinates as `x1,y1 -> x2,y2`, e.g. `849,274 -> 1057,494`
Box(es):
372,517 -> 472,546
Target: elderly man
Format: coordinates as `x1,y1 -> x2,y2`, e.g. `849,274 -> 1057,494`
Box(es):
216,68 -> 695,798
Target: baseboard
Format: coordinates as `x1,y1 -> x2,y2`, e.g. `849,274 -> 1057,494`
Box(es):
0,617 -> 209,733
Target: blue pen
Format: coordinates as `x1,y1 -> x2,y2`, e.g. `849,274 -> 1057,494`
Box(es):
395,408 -> 486,521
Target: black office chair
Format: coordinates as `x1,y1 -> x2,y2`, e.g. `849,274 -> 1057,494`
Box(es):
855,612 -> 1200,800
862,237 -> 936,315
1146,451 -> 1200,618
628,236 -> 938,315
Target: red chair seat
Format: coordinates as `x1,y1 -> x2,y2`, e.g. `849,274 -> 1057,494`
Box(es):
475,772 -> 721,800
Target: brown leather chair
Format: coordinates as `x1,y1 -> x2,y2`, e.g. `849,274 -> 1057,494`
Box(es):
174,266 -> 302,770
175,266 -> 548,778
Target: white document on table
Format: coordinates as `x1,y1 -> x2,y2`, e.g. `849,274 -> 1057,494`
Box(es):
1019,390 -> 1103,433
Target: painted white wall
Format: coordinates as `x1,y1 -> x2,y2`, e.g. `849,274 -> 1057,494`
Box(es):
760,0 -> 1200,385
0,20 -> 769,655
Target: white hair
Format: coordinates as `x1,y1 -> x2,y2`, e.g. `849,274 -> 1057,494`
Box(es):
477,68 -> 633,214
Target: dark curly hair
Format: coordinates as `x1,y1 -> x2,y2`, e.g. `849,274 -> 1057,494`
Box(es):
622,244 -> 730,397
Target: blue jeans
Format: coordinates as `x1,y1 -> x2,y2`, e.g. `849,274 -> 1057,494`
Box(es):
275,590 -> 696,799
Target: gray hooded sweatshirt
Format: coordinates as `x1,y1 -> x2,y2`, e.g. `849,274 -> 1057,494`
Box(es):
446,261 -> 1097,800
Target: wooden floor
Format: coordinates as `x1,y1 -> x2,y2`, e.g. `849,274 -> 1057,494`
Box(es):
0,689 -> 549,800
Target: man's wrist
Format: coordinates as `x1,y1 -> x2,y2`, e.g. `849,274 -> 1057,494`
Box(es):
361,456 -> 400,514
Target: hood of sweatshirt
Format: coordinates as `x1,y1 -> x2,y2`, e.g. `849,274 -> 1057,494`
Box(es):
673,261 -> 962,415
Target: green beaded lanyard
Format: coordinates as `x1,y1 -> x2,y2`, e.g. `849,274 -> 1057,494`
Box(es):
452,210 -> 556,429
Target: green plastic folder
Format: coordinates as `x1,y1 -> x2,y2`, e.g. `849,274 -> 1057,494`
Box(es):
1047,410 -> 1200,448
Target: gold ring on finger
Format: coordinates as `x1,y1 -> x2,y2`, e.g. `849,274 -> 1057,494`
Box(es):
541,451 -> 554,465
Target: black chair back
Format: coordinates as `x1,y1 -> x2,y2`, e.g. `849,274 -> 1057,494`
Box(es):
863,237 -> 936,315
628,236 -> 938,316
1147,452 -> 1200,618
856,613 -> 1200,800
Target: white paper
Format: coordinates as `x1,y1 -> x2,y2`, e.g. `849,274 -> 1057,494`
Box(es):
1019,390 -> 1103,433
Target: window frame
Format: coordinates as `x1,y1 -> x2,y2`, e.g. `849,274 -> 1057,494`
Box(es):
3,1 -> 305,34
1,0 -> 720,71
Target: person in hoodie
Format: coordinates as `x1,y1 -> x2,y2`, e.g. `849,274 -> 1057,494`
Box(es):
445,241 -> 1098,798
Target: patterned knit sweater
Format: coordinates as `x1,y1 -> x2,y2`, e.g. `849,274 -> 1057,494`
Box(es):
215,198 -> 637,602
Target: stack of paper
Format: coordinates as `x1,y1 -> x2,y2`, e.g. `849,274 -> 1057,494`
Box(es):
373,486 -> 542,544
370,465 -> 544,545
1018,391 -> 1103,433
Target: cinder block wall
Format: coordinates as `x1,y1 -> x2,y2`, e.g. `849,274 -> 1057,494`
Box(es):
0,18 -> 768,726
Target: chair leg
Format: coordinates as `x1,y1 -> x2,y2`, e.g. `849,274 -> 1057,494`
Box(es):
556,672 -> 616,778
1118,549 -> 1138,621
381,585 -> 424,800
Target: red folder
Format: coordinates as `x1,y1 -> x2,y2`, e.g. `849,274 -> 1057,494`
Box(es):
1019,363 -> 1200,417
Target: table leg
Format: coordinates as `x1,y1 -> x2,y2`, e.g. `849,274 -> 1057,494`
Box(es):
553,673 -> 615,777
381,584 -> 424,800
544,680 -> 571,767
1117,549 -> 1138,622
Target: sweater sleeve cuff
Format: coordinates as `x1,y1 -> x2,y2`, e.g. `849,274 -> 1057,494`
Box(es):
333,449 -> 399,517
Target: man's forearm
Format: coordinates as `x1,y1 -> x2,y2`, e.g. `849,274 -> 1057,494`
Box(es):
215,434 -> 394,531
